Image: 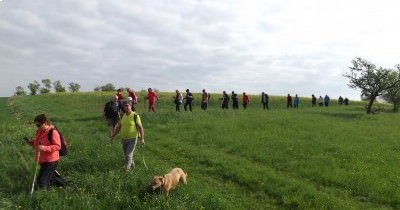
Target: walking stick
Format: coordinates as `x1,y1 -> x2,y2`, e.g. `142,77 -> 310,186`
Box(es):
30,149 -> 40,195
141,146 -> 148,170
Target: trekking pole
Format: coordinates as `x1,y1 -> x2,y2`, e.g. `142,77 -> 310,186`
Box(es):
141,145 -> 148,170
30,148 -> 40,196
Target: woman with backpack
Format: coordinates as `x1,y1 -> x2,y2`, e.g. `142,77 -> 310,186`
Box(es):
26,114 -> 66,190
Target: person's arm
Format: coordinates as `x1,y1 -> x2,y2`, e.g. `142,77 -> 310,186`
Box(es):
39,130 -> 61,152
111,123 -> 121,143
137,124 -> 144,146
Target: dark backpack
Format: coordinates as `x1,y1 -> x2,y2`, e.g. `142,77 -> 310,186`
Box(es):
48,127 -> 68,156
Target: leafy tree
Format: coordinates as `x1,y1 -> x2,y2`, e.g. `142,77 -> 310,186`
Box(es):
14,86 -> 27,96
27,80 -> 40,95
53,80 -> 66,92
381,68 -> 400,112
101,83 -> 116,91
344,57 -> 400,114
40,79 -> 52,94
68,82 -> 81,92
94,86 -> 101,91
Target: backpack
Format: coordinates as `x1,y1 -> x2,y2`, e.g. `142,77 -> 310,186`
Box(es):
48,127 -> 68,156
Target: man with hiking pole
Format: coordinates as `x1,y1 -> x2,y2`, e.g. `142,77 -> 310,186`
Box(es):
111,101 -> 145,171
26,114 -> 66,192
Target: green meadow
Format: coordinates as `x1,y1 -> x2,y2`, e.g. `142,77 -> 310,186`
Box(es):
1,92 -> 399,210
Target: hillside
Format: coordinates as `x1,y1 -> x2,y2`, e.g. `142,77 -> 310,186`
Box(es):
1,92 -> 399,210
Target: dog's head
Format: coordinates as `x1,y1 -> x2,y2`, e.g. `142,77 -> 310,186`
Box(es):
151,176 -> 165,190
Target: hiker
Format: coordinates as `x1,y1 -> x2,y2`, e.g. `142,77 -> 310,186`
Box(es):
231,91 -> 239,109
344,97 -> 349,106
242,92 -> 250,109
183,89 -> 194,112
173,89 -> 183,112
127,97 -> 135,111
318,96 -> 324,107
26,114 -> 66,189
127,88 -> 138,110
103,95 -> 120,139
324,94 -> 330,107
338,96 -> 344,105
311,94 -> 317,107
293,94 -> 300,109
261,92 -> 269,110
201,89 -> 209,110
111,101 -> 145,171
116,89 -> 124,108
220,91 -> 229,109
145,88 -> 158,112
287,94 -> 293,108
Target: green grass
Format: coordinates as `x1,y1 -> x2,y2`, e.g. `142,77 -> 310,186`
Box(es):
0,92 -> 399,210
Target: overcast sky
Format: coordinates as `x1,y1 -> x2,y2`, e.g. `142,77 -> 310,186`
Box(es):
1,0 -> 399,99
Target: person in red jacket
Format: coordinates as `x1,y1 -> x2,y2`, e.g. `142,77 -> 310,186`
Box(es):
242,92 -> 250,109
145,88 -> 158,112
27,114 -> 65,189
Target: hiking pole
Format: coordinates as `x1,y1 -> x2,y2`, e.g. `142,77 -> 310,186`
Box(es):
30,148 -> 40,196
141,145 -> 148,170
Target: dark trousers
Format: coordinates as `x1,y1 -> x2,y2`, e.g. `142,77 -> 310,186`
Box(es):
175,102 -> 181,111
184,101 -> 192,111
263,102 -> 269,110
201,102 -> 208,110
233,102 -> 239,109
37,161 -> 65,189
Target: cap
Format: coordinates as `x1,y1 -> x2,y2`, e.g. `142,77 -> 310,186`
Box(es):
122,101 -> 131,106
127,97 -> 132,101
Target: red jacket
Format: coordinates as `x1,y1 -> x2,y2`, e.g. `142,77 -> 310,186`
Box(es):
146,92 -> 158,103
33,125 -> 61,163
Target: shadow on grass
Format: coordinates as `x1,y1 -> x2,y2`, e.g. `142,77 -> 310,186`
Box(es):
312,112 -> 365,120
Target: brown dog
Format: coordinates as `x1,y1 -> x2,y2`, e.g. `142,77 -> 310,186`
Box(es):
151,168 -> 187,196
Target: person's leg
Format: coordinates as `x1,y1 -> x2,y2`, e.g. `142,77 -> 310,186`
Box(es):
122,138 -> 137,171
37,161 -> 58,189
51,169 -> 66,187
184,102 -> 188,111
189,102 -> 192,111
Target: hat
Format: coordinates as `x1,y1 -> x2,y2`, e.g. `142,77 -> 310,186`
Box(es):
127,97 -> 132,101
122,101 -> 131,106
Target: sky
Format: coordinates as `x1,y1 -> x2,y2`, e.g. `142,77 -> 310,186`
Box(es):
1,0 -> 400,100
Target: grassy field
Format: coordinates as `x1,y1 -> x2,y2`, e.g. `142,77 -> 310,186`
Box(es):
0,92 -> 399,210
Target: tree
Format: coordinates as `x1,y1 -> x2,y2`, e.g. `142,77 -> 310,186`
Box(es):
14,86 -> 27,96
40,79 -> 52,94
344,58 -> 400,114
100,83 -> 116,91
68,82 -> 81,92
28,80 -> 40,95
53,80 -> 66,92
381,68 -> 400,112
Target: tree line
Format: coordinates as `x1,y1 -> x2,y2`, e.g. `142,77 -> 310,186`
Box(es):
14,81 -> 129,96
14,80 -> 81,96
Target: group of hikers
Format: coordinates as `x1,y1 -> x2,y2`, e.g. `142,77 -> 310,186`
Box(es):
26,87 -> 350,192
106,88 -> 350,113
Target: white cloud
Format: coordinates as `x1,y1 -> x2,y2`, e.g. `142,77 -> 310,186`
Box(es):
1,0 -> 399,100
